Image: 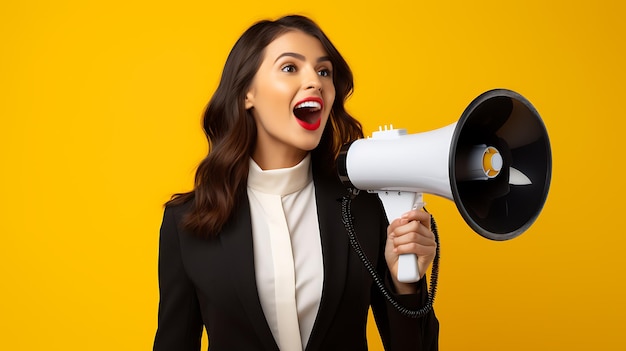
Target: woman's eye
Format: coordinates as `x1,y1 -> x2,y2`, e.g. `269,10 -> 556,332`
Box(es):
281,65 -> 296,73
318,68 -> 332,77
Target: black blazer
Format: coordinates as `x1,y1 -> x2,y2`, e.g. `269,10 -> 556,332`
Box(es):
153,171 -> 439,351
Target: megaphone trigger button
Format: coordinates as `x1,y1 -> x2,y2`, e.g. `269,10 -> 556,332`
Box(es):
412,202 -> 426,211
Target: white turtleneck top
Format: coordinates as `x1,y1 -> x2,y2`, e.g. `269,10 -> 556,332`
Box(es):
247,155 -> 324,351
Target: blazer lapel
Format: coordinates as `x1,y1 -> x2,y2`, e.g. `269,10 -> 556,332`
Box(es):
219,197 -> 279,351
218,172 -> 353,351
306,173 -> 352,351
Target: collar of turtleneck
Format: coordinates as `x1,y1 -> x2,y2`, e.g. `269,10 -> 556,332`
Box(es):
247,154 -> 313,196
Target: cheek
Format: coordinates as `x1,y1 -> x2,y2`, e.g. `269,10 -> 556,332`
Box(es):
254,84 -> 292,114
325,89 -> 336,114
261,78 -> 293,98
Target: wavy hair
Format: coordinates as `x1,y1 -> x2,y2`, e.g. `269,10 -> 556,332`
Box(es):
168,15 -> 363,237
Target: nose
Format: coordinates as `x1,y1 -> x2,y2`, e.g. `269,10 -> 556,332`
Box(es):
304,68 -> 322,91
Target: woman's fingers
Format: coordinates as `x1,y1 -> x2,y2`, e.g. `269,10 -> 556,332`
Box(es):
389,210 -> 436,256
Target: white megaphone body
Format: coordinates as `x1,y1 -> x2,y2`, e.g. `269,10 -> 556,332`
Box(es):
337,89 -> 552,283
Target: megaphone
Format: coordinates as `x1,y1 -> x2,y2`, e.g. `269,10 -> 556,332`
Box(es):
337,89 -> 552,283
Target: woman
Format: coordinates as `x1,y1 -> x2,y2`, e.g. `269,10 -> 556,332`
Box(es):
154,15 -> 439,351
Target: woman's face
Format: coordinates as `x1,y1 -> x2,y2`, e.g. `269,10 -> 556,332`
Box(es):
245,30 -> 336,169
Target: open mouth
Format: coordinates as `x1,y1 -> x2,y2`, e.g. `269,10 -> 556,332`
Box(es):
294,99 -> 323,131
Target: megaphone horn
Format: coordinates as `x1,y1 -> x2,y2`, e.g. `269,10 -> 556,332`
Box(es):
337,89 -> 552,283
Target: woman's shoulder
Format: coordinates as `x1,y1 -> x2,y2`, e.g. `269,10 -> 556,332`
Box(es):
159,194 -> 202,245
163,193 -> 195,220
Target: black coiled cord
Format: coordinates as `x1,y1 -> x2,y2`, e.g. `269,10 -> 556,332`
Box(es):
340,191 -> 440,319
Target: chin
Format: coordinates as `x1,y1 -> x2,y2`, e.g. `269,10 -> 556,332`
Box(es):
290,119 -> 328,151
297,140 -> 323,152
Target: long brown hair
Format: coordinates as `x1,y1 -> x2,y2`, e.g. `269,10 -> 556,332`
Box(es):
168,15 -> 363,237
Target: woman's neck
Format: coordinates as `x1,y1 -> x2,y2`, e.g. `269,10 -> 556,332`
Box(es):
252,148 -> 309,170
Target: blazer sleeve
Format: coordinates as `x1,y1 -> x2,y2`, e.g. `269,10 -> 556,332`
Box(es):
153,205 -> 204,351
370,217 -> 440,351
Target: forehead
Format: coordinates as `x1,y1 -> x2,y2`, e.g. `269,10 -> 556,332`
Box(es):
263,30 -> 329,60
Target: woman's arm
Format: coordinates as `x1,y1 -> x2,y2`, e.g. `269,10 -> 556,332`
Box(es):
153,206 -> 204,351
371,209 -> 439,350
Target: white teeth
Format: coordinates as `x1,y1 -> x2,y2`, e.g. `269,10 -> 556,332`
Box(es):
295,101 -> 321,110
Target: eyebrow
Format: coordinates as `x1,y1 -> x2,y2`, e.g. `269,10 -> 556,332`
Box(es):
274,52 -> 332,64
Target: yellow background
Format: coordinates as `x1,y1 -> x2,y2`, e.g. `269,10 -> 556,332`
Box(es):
1,0 -> 624,350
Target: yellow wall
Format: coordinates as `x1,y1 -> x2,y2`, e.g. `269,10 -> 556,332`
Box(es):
1,0 -> 624,350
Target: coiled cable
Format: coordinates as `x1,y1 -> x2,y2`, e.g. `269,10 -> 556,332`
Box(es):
340,191 -> 440,318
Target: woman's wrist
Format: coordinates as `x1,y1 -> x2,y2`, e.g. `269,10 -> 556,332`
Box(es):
391,276 -> 420,295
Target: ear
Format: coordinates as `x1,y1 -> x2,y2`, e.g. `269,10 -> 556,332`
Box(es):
245,91 -> 254,110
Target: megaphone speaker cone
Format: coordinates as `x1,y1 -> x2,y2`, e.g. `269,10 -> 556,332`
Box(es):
451,89 -> 552,240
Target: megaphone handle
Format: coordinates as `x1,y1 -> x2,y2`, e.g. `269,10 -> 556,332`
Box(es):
398,254 -> 420,283
373,191 -> 424,283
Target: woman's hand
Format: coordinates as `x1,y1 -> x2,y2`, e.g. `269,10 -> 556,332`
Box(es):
385,209 -> 437,294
